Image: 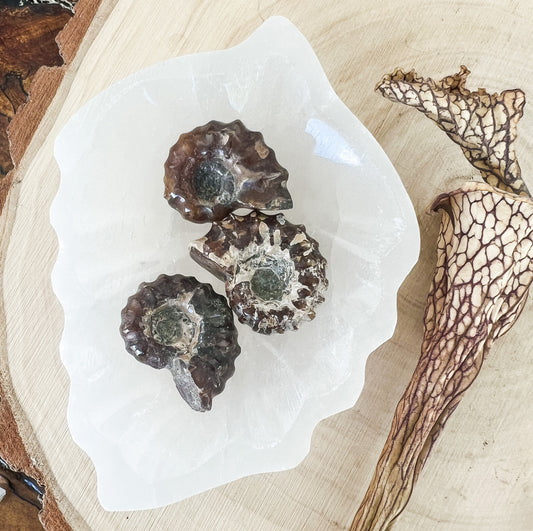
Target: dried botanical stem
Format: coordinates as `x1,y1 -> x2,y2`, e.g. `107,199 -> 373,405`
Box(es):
376,66 -> 529,197
352,182 -> 533,530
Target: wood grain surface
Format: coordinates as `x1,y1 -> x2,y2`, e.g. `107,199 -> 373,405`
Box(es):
2,1 -> 533,529
0,1 -> 104,529
0,0 -> 107,528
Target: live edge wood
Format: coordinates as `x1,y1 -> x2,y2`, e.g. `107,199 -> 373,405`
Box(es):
0,4 -> 72,530
2,1 -> 533,530
0,1 -> 102,529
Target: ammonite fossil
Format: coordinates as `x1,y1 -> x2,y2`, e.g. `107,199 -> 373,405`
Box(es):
190,211 -> 328,334
119,274 -> 241,411
164,120 -> 293,223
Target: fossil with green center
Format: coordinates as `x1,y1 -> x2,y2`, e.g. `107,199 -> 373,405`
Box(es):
120,274 -> 241,412
190,210 -> 328,334
164,120 -> 293,223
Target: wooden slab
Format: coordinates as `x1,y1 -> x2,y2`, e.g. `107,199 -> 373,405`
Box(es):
2,1 -> 533,529
0,1 -> 103,529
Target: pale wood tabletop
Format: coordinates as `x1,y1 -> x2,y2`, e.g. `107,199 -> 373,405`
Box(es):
2,1 -> 533,529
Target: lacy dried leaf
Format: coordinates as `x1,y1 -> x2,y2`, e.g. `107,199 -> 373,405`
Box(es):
351,182 -> 533,530
376,65 -> 530,197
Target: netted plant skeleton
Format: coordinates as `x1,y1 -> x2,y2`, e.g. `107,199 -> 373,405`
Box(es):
352,69 -> 533,530
377,66 -> 529,197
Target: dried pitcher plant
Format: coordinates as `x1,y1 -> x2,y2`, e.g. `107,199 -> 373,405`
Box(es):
352,67 -> 533,530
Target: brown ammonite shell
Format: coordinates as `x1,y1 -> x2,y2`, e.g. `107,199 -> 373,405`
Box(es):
119,274 -> 241,412
189,211 -> 328,334
164,120 -> 293,223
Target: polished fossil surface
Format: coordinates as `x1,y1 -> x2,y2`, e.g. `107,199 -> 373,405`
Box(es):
190,211 -> 328,333
164,120 -> 292,223
120,274 -> 240,412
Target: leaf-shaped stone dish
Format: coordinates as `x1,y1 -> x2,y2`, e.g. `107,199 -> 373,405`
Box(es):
51,17 -> 419,511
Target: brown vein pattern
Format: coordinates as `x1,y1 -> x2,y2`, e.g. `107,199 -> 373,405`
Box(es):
353,66 -> 533,530
376,66 -> 529,197
352,182 -> 533,530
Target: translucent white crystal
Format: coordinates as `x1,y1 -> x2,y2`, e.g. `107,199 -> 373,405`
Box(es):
52,16 -> 419,511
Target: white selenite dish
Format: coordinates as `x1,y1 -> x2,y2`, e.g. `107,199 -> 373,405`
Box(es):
52,16 -> 420,511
